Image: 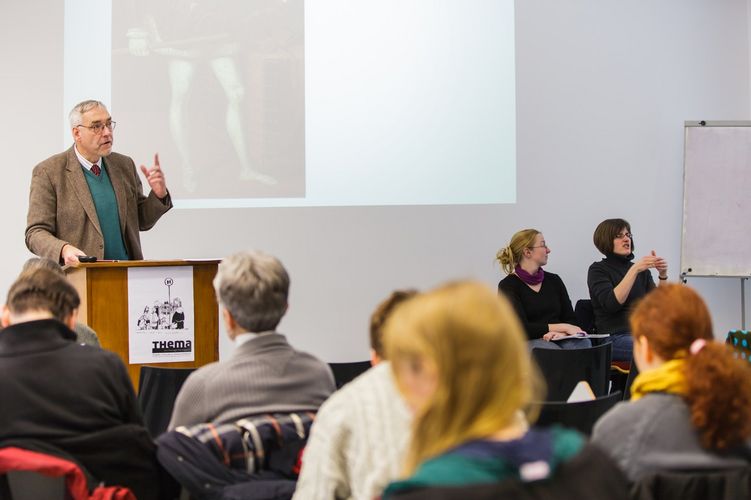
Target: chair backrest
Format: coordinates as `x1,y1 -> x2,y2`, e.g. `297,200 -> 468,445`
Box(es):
534,391 -> 622,435
630,466 -> 751,500
574,299 -> 596,334
328,361 -> 371,389
0,446 -> 136,500
622,362 -> 639,401
5,471 -> 66,500
137,366 -> 196,437
532,343 -> 612,401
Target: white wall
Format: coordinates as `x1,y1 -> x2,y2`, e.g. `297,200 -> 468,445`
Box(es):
1,0 -> 749,362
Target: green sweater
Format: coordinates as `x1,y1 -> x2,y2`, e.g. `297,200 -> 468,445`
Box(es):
83,162 -> 129,260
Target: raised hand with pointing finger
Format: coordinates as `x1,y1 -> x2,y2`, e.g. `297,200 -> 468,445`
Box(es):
140,153 -> 168,199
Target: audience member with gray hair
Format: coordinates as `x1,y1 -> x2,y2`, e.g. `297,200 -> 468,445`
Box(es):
168,250 -> 335,429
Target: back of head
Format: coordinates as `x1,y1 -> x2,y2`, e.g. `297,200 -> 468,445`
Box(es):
384,280 -> 540,473
630,284 -> 712,357
630,284 -> 751,450
369,289 -> 418,360
6,268 -> 80,322
213,250 -> 290,333
496,229 -> 540,275
21,257 -> 66,277
593,218 -> 632,255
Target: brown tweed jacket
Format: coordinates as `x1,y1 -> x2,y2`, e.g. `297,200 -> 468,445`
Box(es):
25,146 -> 172,262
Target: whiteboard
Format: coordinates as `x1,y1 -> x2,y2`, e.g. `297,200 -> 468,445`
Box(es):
681,122 -> 751,277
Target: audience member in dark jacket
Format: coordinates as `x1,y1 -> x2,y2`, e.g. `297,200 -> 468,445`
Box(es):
0,268 -> 171,499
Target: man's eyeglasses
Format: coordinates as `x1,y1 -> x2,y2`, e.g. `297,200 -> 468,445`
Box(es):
77,121 -> 116,134
615,232 -> 632,240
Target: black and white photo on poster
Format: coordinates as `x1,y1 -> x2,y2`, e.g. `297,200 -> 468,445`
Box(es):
128,266 -> 195,363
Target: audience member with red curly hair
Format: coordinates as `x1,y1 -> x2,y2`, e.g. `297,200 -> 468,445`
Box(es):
591,284 -> 751,480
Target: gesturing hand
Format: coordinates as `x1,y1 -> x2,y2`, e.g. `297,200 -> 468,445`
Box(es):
651,249 -> 668,277
140,153 -> 168,199
633,255 -> 659,272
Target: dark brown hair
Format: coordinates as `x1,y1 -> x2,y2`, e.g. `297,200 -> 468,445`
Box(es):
593,218 -> 632,256
630,284 -> 751,450
369,289 -> 418,359
7,269 -> 80,322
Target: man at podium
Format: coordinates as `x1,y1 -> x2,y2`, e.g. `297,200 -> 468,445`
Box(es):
25,100 -> 172,265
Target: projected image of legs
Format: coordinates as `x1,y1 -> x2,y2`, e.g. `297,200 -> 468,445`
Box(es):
113,0 -> 304,199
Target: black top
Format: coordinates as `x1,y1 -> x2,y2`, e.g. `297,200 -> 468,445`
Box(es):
587,255 -> 656,335
498,272 -> 578,340
0,319 -> 166,499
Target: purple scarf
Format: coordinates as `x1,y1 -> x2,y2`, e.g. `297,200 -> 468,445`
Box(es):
515,265 -> 544,286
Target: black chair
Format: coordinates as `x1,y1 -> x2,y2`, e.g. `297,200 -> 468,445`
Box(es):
610,357 -> 632,395
622,362 -> 639,401
328,361 -> 371,389
574,298 -> 597,334
630,466 -> 751,500
137,366 -> 196,437
575,298 -> 633,394
532,343 -> 612,401
535,391 -> 622,435
0,471 -> 65,500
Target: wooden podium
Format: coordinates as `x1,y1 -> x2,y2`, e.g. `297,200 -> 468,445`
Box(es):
66,260 -> 220,389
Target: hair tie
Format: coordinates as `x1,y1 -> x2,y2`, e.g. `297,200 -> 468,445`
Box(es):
689,338 -> 707,355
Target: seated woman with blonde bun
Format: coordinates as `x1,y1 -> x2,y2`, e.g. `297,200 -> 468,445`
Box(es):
591,284 -> 751,481
497,229 -> 590,350
381,282 -> 628,499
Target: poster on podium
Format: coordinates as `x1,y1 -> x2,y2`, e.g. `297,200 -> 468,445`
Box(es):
127,266 -> 195,363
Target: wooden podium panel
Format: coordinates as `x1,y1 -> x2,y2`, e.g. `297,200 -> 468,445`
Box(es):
66,260 -> 220,389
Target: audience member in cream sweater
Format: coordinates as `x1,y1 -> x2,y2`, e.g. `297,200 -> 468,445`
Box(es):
293,290 -> 417,500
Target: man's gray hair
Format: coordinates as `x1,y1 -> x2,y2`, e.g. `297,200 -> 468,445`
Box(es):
69,100 -> 107,128
213,250 -> 290,333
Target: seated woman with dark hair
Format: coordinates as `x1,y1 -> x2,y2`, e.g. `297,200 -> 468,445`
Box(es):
591,284 -> 751,481
381,282 -> 628,500
587,218 -> 668,361
497,229 -> 590,350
